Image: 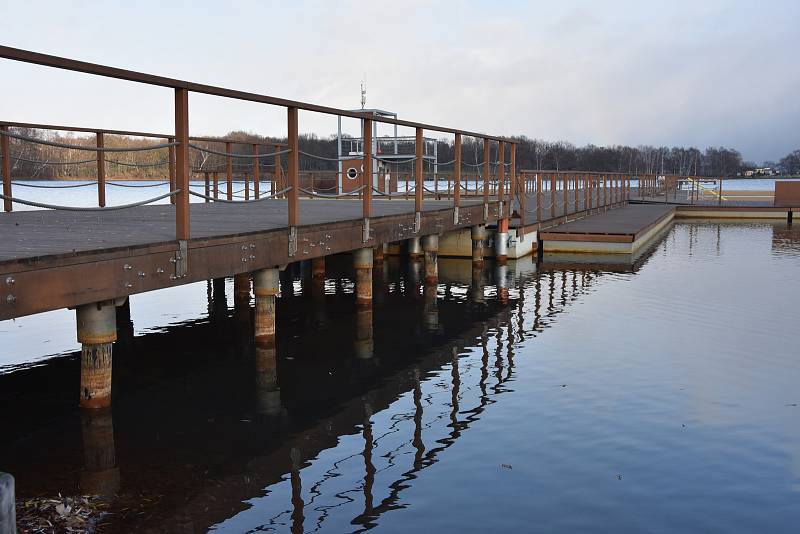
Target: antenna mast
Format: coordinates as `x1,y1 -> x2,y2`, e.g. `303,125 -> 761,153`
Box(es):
360,77 -> 366,110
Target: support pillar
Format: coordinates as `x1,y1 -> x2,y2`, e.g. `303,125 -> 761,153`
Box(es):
374,243 -> 386,263
312,256 -> 326,280
77,302 -> 117,409
422,234 -> 439,285
234,273 -> 251,304
254,268 -> 280,343
210,277 -> 227,320
471,224 -> 487,265
407,237 -> 422,260
354,248 -> 373,308
495,218 -> 509,265
423,283 -> 439,333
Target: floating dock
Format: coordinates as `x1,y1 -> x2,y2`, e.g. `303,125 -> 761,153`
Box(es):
539,204 -> 674,254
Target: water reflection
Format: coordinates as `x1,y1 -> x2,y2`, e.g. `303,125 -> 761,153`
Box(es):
1,222 -> 798,532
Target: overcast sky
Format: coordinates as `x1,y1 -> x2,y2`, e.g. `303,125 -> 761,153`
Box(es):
0,0 -> 797,162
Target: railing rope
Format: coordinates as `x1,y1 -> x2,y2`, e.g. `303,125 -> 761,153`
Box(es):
0,189 -> 179,211
0,128 -> 178,152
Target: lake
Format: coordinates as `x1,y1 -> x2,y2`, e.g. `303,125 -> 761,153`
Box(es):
1,216 -> 798,533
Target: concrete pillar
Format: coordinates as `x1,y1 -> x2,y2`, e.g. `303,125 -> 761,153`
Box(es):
255,342 -> 281,415
254,268 -> 280,343
355,308 -> 374,359
354,247 -> 373,308
495,219 -> 509,264
76,301 -> 117,409
0,473 -> 14,534
422,234 -> 439,285
407,237 -> 422,259
496,263 -> 509,304
312,256 -> 325,280
79,408 -> 120,496
471,224 -> 487,265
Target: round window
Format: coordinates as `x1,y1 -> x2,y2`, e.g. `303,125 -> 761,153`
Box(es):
346,167 -> 358,180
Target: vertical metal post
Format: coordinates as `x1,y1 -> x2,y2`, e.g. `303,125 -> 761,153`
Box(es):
497,141 -> 505,217
482,138 -> 490,218
168,139 -> 176,205
536,173 -> 542,222
244,172 -> 250,200
454,133 -> 462,219
96,132 -> 105,207
550,173 -> 556,218
226,141 -> 233,201
562,173 -> 568,220
253,143 -> 260,199
204,172 -> 210,202
273,145 -> 281,196
213,172 -> 219,199
287,107 -> 300,227
1,125 -> 11,212
415,127 -> 423,226
363,118 -> 373,220
511,142 -> 521,232
174,88 -> 190,241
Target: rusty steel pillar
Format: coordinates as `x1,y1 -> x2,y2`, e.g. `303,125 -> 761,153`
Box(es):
422,234 -> 439,285
312,256 -> 326,280
354,247 -> 373,308
407,237 -> 422,260
255,342 -> 281,416
471,224 -> 487,265
234,273 -> 251,324
374,243 -> 386,263
79,408 -> 120,496
254,268 -> 280,343
355,308 -> 374,359
496,263 -> 509,304
76,302 -> 117,409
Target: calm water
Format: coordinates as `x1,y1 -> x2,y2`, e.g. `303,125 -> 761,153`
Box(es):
1,221 -> 799,533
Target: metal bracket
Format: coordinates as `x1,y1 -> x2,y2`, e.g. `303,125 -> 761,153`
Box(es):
362,217 -> 371,243
414,211 -> 421,233
170,240 -> 188,279
453,206 -> 459,225
288,226 -> 298,257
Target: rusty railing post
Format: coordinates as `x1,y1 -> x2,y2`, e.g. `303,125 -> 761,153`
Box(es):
536,173 -> 542,223
168,139 -> 176,205
244,172 -> 250,200
287,107 -> 300,254
174,87 -> 190,241
204,171 -> 210,202
213,171 -> 219,199
226,141 -> 233,201
454,133 -> 461,224
362,117 -> 373,241
550,173 -> 556,218
482,138 -> 490,221
252,143 -> 260,199
511,142 -> 522,235
562,173 -> 568,220
1,125 -> 11,212
498,141 -> 506,220
414,127 -> 423,231
96,132 -> 105,207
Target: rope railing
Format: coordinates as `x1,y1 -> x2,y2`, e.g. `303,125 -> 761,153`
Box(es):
106,180 -> 170,188
189,144 -> 291,159
187,187 -> 292,203
299,150 -> 341,162
106,158 -> 168,168
0,129 -> 178,152
10,180 -> 96,189
298,185 -> 366,198
0,190 -> 179,211
7,153 -> 98,166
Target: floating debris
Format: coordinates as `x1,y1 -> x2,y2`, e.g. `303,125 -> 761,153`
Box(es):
501,463 -> 513,470
17,494 -> 107,533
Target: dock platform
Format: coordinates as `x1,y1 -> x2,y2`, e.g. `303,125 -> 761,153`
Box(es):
539,204 -> 674,254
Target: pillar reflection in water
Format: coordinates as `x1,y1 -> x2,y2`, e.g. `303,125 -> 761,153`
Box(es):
355,308 -> 374,360
495,262 -> 509,304
406,258 -> 422,300
254,342 -> 282,417
469,264 -> 485,306
362,401 -> 375,519
290,447 -> 304,534
79,408 -> 120,496
412,369 -> 425,470
423,283 -> 439,333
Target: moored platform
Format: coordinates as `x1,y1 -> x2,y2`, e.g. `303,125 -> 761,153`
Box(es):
539,204 -> 675,254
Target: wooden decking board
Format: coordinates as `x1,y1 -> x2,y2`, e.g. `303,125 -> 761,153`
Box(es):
0,199 -> 482,264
